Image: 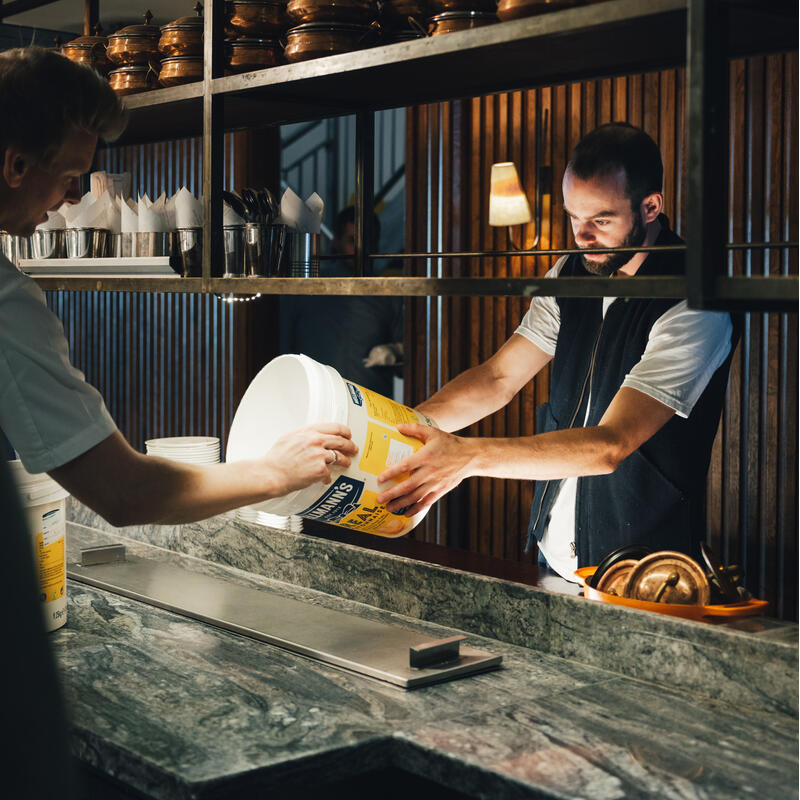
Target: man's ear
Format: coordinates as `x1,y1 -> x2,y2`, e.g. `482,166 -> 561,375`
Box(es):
640,192 -> 663,224
3,147 -> 29,189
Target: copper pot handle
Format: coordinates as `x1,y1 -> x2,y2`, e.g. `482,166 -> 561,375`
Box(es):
653,571 -> 680,603
407,16 -> 429,37
358,19 -> 381,45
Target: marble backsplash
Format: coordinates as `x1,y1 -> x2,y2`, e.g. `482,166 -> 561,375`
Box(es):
67,499 -> 798,718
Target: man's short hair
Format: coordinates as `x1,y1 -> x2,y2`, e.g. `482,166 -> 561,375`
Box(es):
567,123 -> 663,209
335,205 -> 381,248
0,46 -> 127,166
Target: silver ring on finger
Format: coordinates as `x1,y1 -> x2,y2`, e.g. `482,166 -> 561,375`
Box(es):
326,449 -> 338,465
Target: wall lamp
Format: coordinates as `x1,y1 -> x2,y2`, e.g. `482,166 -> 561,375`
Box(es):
488,108 -> 551,250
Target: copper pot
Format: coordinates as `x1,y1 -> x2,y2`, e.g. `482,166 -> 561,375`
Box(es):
107,10 -> 162,66
284,21 -> 377,61
159,55 -> 204,86
428,0 -> 496,13
496,0 -> 581,23
159,2 -> 205,57
108,64 -> 160,95
62,26 -> 112,75
227,0 -> 288,37
226,38 -> 283,72
286,0 -> 376,25
428,10 -> 496,35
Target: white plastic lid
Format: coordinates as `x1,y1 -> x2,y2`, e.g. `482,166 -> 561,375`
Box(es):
7,460 -> 70,506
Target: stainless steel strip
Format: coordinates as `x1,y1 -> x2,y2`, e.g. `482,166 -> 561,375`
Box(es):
67,557 -> 501,689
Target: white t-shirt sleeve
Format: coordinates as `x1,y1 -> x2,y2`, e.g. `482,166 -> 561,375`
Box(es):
514,257 -> 567,355
622,300 -> 733,418
0,259 -> 117,473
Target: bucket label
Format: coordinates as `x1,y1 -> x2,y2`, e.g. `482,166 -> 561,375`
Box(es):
337,489 -> 409,536
300,477 -> 365,523
355,383 -> 419,428
359,421 -> 420,477
34,507 -> 65,604
345,382 -> 363,407
298,475 -> 410,536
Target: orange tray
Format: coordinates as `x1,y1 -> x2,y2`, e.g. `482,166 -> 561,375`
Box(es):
575,567 -> 769,622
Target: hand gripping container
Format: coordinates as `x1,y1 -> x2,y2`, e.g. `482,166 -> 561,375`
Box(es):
226,354 -> 435,537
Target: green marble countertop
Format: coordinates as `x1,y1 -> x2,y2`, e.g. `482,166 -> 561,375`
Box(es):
56,522 -> 798,800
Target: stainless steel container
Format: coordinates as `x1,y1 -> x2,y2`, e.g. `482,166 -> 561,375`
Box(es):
223,225 -> 245,277
109,232 -> 135,257
1,232 -> 31,265
244,222 -> 288,277
288,230 -> 319,277
66,228 -> 108,258
31,229 -> 65,259
135,231 -> 173,258
176,227 -> 202,277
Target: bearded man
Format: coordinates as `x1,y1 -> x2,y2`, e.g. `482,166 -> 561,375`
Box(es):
376,122 -> 735,579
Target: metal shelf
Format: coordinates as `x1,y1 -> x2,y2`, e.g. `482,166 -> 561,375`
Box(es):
86,0 -> 798,310
110,0 -> 797,146
30,275 -> 798,308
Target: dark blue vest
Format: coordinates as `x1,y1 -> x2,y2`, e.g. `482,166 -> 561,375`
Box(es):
526,219 -> 736,567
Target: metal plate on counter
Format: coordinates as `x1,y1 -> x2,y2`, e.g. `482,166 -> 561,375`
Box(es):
67,555 -> 501,689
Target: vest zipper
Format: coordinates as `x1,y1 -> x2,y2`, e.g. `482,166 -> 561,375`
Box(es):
531,317 -> 606,535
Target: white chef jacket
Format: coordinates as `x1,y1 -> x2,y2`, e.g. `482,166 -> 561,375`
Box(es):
514,257 -> 733,581
0,254 -> 117,474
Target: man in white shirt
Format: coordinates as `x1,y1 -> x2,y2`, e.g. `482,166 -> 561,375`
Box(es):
376,123 -> 734,578
0,47 -> 357,526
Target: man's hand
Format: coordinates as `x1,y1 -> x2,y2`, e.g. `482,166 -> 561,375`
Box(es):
264,423 -> 358,496
376,424 -> 477,516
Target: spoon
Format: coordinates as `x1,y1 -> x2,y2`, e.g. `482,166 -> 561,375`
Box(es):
222,190 -> 249,222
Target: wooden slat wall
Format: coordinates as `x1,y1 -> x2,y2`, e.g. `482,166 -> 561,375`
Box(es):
405,54 -> 798,619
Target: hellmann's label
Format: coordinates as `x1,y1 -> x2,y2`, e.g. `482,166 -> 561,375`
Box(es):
299,477 -> 409,537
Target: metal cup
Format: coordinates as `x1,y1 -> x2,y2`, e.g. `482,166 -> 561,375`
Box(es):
288,230 -> 319,278
135,231 -> 173,258
223,225 -> 245,277
265,223 -> 288,276
31,229 -> 65,259
109,232 -> 135,258
176,228 -> 202,277
243,222 -> 265,277
0,231 -> 31,265
66,228 -> 108,258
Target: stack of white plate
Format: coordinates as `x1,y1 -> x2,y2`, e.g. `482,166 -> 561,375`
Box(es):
237,506 -> 303,532
145,436 -> 221,465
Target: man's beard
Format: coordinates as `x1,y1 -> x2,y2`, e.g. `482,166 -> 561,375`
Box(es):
580,213 -> 647,276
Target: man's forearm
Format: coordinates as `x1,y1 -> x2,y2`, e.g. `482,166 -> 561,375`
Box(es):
468,426 -> 622,481
417,363 -> 518,432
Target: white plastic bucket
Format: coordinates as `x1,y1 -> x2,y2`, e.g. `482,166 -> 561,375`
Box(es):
8,460 -> 70,632
226,354 -> 435,537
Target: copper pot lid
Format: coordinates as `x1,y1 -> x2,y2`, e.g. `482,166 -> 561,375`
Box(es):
229,37 -> 281,46
66,24 -> 109,47
162,2 -> 205,30
429,10 -> 497,19
622,551 -> 711,606
110,10 -> 160,39
160,55 -> 203,62
287,21 -> 375,31
595,559 -> 638,596
108,64 -> 157,74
